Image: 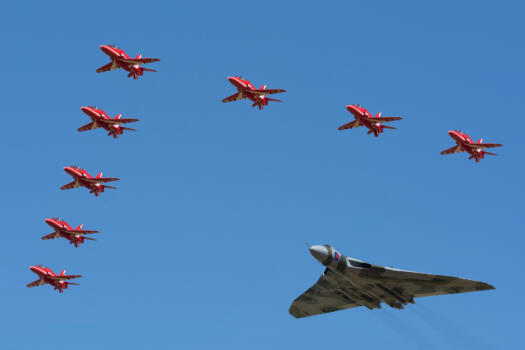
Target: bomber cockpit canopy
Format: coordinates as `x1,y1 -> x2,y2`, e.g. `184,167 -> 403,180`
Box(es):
347,257 -> 371,269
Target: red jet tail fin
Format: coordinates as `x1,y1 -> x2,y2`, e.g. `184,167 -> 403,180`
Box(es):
376,112 -> 382,118
59,270 -> 66,276
260,84 -> 267,90
477,138 -> 483,144
75,224 -> 83,231
115,114 -> 122,119
135,54 -> 142,59
96,173 -> 103,178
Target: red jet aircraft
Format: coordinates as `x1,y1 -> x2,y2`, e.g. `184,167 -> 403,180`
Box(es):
42,218 -> 98,247
338,104 -> 403,137
96,45 -> 160,79
79,106 -> 139,138
440,130 -> 503,162
61,166 -> 119,196
222,76 -> 286,109
26,265 -> 82,293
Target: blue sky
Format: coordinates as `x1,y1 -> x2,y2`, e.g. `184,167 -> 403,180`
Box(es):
0,1 -> 523,349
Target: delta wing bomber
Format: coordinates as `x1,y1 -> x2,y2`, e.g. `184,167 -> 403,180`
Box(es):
289,245 -> 494,318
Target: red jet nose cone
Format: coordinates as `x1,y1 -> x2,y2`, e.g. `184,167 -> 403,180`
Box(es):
64,166 -> 75,175
100,45 -> 113,55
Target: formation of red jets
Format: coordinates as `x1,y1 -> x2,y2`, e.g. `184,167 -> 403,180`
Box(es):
27,44 -> 503,293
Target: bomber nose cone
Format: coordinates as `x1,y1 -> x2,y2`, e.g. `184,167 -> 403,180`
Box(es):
309,245 -> 329,264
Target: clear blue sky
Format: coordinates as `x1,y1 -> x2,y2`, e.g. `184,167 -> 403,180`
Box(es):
0,1 -> 523,349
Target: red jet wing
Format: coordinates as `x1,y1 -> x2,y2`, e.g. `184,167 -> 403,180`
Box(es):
338,120 -> 361,130
364,116 -> 403,123
78,122 -> 97,132
61,181 -> 80,190
63,229 -> 98,235
101,118 -> 139,125
42,233 -> 61,240
248,89 -> 286,96
440,145 -> 463,155
120,58 -> 160,65
48,274 -> 82,281
467,143 -> 503,149
96,62 -> 118,73
84,177 -> 120,183
222,92 -> 245,103
26,279 -> 45,288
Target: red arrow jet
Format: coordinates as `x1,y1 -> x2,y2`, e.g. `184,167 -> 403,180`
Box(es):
26,265 -> 82,293
96,45 -> 160,79
61,166 -> 119,196
222,76 -> 286,109
79,106 -> 139,138
42,218 -> 98,247
440,130 -> 503,162
338,104 -> 403,137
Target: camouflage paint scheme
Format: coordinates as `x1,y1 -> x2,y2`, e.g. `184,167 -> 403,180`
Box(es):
289,245 -> 494,318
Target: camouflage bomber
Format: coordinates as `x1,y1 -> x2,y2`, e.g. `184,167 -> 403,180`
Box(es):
289,245 -> 494,318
